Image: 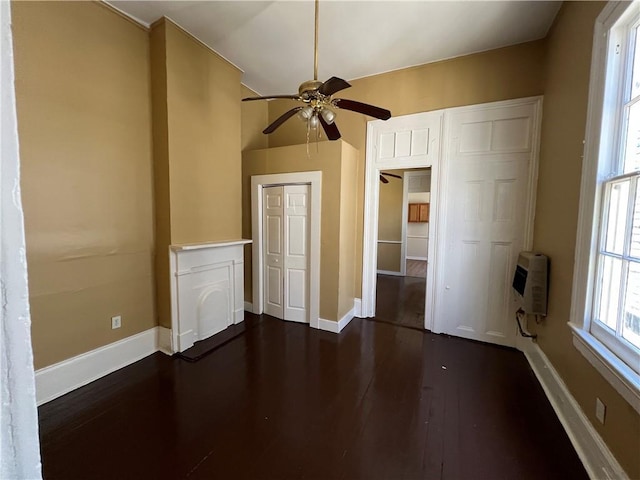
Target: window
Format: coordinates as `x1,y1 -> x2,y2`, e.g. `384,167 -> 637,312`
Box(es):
592,3 -> 640,373
572,1 -> 640,411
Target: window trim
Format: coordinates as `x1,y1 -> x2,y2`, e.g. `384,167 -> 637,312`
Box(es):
570,0 -> 640,414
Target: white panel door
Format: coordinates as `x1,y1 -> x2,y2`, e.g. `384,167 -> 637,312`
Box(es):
262,184 -> 310,323
283,185 -> 309,322
439,103 -> 536,347
263,186 -> 284,319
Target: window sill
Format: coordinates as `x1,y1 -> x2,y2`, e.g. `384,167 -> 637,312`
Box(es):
569,323 -> 640,414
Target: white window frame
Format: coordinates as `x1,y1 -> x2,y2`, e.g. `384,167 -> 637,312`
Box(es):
570,1 -> 640,415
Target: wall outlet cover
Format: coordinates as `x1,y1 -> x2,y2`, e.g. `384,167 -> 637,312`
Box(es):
111,315 -> 122,329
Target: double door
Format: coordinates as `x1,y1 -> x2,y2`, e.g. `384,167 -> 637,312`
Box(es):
263,184 -> 310,322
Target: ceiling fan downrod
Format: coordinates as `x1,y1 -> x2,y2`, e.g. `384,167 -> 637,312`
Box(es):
314,0 -> 319,81
240,0 -> 391,141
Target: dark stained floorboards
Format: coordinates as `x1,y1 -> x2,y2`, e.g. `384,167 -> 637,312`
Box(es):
38,314 -> 587,479
376,274 -> 426,329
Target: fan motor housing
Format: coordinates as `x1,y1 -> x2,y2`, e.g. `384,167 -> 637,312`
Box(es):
299,79 -> 323,98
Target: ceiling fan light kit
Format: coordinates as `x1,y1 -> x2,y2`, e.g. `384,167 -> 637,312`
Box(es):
242,0 -> 391,141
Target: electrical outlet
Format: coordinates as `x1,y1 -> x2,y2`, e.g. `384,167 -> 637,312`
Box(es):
111,315 -> 122,330
596,397 -> 606,424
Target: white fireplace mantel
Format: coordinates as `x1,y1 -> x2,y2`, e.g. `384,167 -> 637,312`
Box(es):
169,239 -> 251,353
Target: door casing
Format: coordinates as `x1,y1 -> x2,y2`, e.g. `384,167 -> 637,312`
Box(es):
251,171 -> 321,329
362,97 -> 542,334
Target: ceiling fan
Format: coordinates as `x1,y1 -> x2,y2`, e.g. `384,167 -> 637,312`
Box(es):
242,0 -> 391,141
380,172 -> 402,184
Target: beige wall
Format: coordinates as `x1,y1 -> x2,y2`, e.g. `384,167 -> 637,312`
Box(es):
532,2 -> 640,477
164,20 -> 243,244
377,169 -> 404,272
268,40 -> 546,298
150,18 -> 243,327
242,85 -> 269,152
242,141 -> 356,321
338,142 -> 359,319
12,2 -> 155,369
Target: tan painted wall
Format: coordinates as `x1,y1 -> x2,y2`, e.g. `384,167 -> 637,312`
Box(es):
338,142 -> 359,319
377,169 -> 404,272
164,20 -> 242,245
268,40 -> 546,298
241,84 -> 269,285
150,18 -> 243,328
241,85 -> 269,152
242,141 -> 356,321
149,20 -> 172,335
12,1 -> 155,369
531,2 -> 640,477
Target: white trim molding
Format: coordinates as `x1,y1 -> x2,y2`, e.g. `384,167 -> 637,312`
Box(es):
318,307 -> 355,334
353,298 -> 363,318
377,270 -> 403,277
35,327 -> 164,406
251,171 -> 322,329
157,326 -> 173,356
521,339 -> 628,480
363,110 -> 443,329
570,326 -> 640,414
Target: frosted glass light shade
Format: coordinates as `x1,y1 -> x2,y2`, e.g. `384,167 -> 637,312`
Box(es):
298,106 -> 314,120
321,108 -> 336,124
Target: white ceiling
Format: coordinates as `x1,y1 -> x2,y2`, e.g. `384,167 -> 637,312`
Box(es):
109,1 -> 562,96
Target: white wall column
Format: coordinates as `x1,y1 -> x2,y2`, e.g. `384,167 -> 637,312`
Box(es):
0,2 -> 43,477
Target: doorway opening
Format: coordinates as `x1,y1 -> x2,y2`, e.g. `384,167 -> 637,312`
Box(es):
375,167 -> 432,329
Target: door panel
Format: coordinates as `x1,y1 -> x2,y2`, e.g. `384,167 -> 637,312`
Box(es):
284,185 -> 309,322
263,186 -> 284,318
440,104 -> 535,347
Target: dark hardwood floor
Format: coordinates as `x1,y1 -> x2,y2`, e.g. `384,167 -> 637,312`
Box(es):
376,274 -> 426,329
38,314 -> 587,479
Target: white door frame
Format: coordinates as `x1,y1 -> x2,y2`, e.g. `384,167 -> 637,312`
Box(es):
362,110 -> 443,329
362,97 -> 542,332
251,171 -> 322,329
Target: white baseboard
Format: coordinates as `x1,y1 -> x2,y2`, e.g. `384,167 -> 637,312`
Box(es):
318,306 -> 355,334
244,301 -> 253,313
521,339 -> 628,480
377,270 -> 403,276
156,326 -> 173,355
354,298 -> 363,318
406,256 -> 428,261
317,318 -> 339,333
35,327 -> 162,406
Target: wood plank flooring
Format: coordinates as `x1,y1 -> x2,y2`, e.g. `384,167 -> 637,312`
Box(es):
406,260 -> 427,278
38,315 -> 587,479
376,274 -> 425,329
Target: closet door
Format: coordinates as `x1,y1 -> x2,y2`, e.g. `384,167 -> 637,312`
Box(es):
263,184 -> 310,322
263,186 -> 284,319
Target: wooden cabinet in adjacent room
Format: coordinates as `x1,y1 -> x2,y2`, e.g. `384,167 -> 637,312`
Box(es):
408,203 -> 429,222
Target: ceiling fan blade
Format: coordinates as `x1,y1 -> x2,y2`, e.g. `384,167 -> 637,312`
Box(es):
381,172 -> 402,179
242,94 -> 301,102
380,175 -> 389,184
319,76 -> 351,96
319,115 -> 341,141
334,98 -> 391,120
263,107 -> 303,134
